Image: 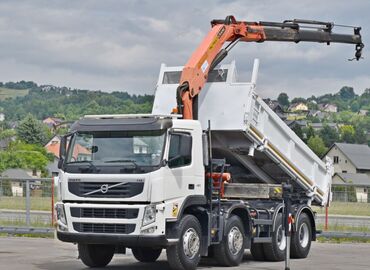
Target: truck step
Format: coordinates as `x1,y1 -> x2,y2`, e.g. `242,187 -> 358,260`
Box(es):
253,237 -> 272,243
253,219 -> 273,226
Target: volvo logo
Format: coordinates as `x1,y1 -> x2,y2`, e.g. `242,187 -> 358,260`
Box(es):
100,184 -> 109,194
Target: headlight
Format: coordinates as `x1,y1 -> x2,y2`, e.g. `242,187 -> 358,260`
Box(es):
142,205 -> 156,227
56,203 -> 67,225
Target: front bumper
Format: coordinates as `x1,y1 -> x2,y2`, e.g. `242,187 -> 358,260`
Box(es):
57,231 -> 173,248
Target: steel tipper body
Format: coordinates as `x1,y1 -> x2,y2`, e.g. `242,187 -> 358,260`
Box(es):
153,60 -> 333,207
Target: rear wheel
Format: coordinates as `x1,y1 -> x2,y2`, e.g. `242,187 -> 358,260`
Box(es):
166,215 -> 202,270
78,244 -> 115,268
132,247 -> 162,263
213,215 -> 245,266
291,213 -> 312,258
263,213 -> 285,261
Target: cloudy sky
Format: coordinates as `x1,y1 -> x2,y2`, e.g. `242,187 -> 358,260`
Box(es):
0,0 -> 368,99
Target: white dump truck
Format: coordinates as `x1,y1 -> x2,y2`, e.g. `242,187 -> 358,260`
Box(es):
55,16 -> 362,270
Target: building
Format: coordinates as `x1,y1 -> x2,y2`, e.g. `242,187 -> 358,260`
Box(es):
324,143 -> 370,176
310,122 -> 338,132
263,99 -> 286,120
43,117 -> 64,129
0,168 -> 35,196
318,103 -> 338,113
332,173 -> 370,203
288,102 -> 308,112
359,109 -> 368,116
0,112 -> 4,122
44,135 -> 91,176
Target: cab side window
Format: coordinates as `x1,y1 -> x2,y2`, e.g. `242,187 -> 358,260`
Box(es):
168,133 -> 192,168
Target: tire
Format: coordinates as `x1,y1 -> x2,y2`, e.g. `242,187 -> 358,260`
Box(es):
263,213 -> 285,261
78,244 -> 115,268
132,247 -> 162,263
250,243 -> 265,261
290,213 -> 312,258
166,215 -> 202,270
213,215 -> 246,266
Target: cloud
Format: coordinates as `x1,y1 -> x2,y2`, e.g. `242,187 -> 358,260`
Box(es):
0,0 -> 367,97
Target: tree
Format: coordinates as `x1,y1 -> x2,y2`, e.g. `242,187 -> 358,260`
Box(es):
340,125 -> 355,143
354,124 -> 367,144
277,93 -> 290,108
307,136 -> 328,157
350,101 -> 360,112
291,97 -> 306,104
291,125 -> 304,141
338,86 -> 355,100
16,114 -> 49,145
0,141 -> 52,174
319,125 -> 339,147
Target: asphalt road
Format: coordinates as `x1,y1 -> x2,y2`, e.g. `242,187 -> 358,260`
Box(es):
0,237 -> 369,270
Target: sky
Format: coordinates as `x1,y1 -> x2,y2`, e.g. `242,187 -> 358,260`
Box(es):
0,0 -> 369,99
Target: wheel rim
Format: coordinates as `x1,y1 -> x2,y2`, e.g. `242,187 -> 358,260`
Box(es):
228,226 -> 244,255
183,228 -> 200,259
276,225 -> 286,251
299,223 -> 309,248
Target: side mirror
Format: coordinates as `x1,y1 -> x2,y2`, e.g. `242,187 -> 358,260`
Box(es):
58,133 -> 73,169
59,136 -> 67,160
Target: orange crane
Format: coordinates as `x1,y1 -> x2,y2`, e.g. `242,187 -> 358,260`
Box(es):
176,15 -> 364,120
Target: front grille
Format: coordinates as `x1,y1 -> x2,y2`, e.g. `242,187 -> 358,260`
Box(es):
68,181 -> 144,198
73,222 -> 135,234
70,207 -> 139,219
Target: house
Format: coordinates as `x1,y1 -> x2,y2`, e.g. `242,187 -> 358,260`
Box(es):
0,168 -> 34,196
288,102 -> 308,112
44,135 -> 91,176
318,103 -> 338,113
43,117 -> 64,129
332,173 -> 370,203
0,112 -> 4,122
310,122 -> 338,132
358,109 -> 368,116
323,143 -> 370,176
44,135 -> 62,176
263,99 -> 286,119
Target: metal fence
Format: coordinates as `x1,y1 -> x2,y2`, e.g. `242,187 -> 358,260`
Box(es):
0,177 -> 55,233
332,189 -> 370,203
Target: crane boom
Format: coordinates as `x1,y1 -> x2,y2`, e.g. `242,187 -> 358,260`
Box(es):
176,15 -> 364,120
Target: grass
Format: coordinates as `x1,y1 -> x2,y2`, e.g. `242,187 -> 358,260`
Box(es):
0,197 -> 52,211
317,236 -> 370,244
317,224 -> 370,233
312,202 -> 370,217
0,87 -> 29,100
0,219 -> 52,228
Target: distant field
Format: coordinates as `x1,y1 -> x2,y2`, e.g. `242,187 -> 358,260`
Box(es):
0,87 -> 29,100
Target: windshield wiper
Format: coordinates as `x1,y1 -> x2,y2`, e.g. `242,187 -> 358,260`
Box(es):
104,159 -> 137,164
67,160 -> 99,172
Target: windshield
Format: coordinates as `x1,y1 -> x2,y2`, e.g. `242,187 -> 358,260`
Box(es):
65,130 -> 166,173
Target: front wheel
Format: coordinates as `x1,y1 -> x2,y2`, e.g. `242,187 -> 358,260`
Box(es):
290,213 -> 312,258
78,244 -> 115,267
132,247 -> 162,262
166,215 -> 202,270
213,215 -> 246,266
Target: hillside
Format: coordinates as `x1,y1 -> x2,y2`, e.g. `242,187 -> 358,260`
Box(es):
0,87 -> 29,101
0,82 -> 153,121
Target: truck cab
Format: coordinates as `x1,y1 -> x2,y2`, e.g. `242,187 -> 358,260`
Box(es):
56,115 -> 206,245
